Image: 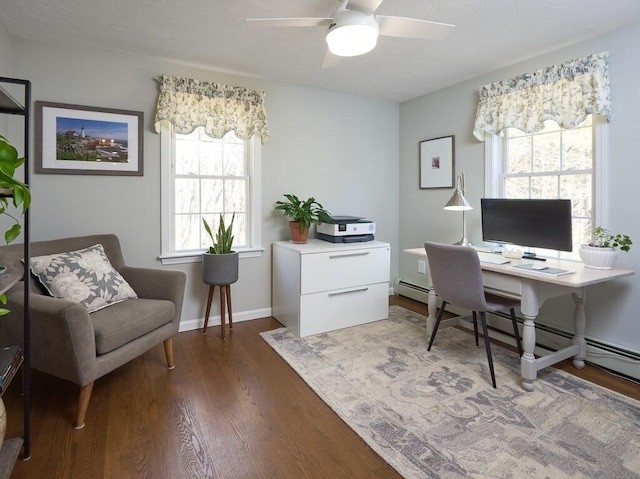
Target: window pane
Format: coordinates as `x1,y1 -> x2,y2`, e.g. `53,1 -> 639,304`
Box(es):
224,143 -> 245,176
533,132 -> 561,172
531,176 -> 559,198
504,177 -> 529,198
562,127 -> 592,170
175,178 -> 199,214
561,174 -> 591,217
175,214 -> 201,251
224,179 -> 247,212
507,135 -> 532,174
200,141 -> 223,176
201,179 -> 224,213
175,138 -> 199,175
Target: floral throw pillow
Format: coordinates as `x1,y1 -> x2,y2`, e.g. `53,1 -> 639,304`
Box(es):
29,244 -> 138,313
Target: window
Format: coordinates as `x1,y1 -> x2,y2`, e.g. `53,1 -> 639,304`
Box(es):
159,125 -> 262,264
485,115 -> 607,260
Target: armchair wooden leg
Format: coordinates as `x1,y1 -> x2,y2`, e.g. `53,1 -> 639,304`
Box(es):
75,382 -> 94,429
164,337 -> 175,370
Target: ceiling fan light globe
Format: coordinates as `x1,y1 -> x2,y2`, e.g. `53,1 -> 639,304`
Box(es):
326,9 -> 379,57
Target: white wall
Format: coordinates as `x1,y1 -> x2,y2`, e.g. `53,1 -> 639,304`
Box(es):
7,39 -> 400,328
399,22 -> 640,367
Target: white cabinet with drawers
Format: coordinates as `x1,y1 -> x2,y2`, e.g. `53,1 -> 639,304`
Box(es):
272,240 -> 391,337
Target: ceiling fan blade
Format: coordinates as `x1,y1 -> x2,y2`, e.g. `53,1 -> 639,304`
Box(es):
246,17 -> 333,28
347,0 -> 385,14
322,49 -> 341,69
376,15 -> 454,40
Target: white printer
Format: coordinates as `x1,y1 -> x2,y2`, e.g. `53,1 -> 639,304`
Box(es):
317,216 -> 376,243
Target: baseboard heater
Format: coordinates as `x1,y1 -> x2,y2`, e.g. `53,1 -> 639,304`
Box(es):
393,278 -> 640,382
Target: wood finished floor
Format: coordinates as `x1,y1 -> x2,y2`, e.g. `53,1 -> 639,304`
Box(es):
4,296 -> 639,478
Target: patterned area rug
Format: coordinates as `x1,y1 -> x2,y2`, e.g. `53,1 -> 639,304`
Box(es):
260,306 -> 640,479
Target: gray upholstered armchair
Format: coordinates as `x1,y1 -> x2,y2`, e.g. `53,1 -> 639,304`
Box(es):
0,234 -> 186,428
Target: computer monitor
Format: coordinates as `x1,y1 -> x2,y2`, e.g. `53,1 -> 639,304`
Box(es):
481,198 -> 573,253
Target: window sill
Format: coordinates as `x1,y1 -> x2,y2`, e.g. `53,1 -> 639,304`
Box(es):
158,247 -> 264,265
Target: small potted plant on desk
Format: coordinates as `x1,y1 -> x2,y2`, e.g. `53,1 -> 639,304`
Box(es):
274,193 -> 332,244
579,226 -> 632,269
202,213 -> 238,338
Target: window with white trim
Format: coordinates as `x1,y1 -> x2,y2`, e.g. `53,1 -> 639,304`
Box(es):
485,115 -> 606,261
159,125 -> 262,264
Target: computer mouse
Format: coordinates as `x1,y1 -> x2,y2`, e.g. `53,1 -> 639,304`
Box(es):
531,265 -> 548,270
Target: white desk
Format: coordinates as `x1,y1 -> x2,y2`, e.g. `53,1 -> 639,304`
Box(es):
404,248 -> 634,391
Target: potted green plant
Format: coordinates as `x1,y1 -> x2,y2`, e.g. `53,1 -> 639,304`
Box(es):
0,134 -> 31,244
0,134 -> 31,316
579,226 -> 632,269
274,194 -> 332,243
202,213 -> 239,285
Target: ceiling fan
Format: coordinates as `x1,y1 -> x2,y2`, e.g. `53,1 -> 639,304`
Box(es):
246,0 -> 454,67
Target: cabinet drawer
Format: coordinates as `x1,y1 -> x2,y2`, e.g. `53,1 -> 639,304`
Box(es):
483,271 -> 523,298
300,246 -> 390,294
299,282 -> 389,336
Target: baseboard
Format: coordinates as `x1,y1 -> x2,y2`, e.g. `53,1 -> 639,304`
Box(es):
394,278 -> 431,304
179,307 -> 273,333
395,279 -> 640,382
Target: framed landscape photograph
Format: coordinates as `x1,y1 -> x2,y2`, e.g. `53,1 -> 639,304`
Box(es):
35,101 -> 143,175
419,135 -> 454,189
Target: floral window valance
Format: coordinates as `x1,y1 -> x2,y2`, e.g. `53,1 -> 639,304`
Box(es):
154,75 -> 270,144
473,52 -> 611,141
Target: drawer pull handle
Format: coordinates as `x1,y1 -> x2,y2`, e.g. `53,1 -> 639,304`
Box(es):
328,287 -> 369,297
328,252 -> 370,259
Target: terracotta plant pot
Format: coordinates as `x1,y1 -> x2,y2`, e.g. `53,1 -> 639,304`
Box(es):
289,221 -> 310,244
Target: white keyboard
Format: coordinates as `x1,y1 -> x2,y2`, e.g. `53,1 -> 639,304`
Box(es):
477,252 -> 510,264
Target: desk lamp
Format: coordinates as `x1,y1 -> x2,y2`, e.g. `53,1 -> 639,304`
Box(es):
444,171 -> 473,246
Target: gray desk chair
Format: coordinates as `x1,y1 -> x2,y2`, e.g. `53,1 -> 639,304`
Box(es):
424,242 -> 523,388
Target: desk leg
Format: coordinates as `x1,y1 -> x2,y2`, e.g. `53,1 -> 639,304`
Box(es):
572,289 -> 587,369
427,287 -> 437,336
520,314 -> 538,392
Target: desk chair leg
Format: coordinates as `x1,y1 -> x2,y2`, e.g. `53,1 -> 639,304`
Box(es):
510,308 -> 523,356
479,312 -> 497,388
472,311 -> 479,347
427,301 -> 447,351
202,285 -> 215,334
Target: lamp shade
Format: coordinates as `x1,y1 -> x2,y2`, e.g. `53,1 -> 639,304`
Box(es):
444,190 -> 472,211
326,10 -> 379,57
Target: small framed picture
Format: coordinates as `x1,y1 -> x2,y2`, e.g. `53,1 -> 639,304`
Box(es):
419,135 -> 454,189
35,101 -> 143,176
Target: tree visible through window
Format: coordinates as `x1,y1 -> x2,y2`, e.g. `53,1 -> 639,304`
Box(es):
502,116 -> 593,260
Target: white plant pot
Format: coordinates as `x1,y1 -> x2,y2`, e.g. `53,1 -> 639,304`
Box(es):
579,245 -> 618,270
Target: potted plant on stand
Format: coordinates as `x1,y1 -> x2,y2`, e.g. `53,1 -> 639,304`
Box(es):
202,213 -> 238,338
579,226 -> 632,269
274,193 -> 332,243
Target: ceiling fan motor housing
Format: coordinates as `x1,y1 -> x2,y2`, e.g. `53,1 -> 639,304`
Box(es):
326,9 -> 379,57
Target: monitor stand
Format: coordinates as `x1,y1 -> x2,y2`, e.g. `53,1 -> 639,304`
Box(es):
523,252 -> 546,262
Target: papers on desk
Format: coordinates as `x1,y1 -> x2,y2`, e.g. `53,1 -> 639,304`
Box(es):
477,252 -> 510,264
509,263 -> 574,276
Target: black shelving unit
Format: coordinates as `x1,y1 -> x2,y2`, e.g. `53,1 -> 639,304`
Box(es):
0,76 -> 31,475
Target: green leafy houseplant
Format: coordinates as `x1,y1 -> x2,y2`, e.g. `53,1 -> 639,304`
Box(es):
0,134 -> 31,316
203,213 -> 235,254
589,226 -> 632,252
0,134 -> 31,244
274,194 -> 332,234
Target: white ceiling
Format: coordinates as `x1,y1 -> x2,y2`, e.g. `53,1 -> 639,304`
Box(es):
2,0 -> 640,102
